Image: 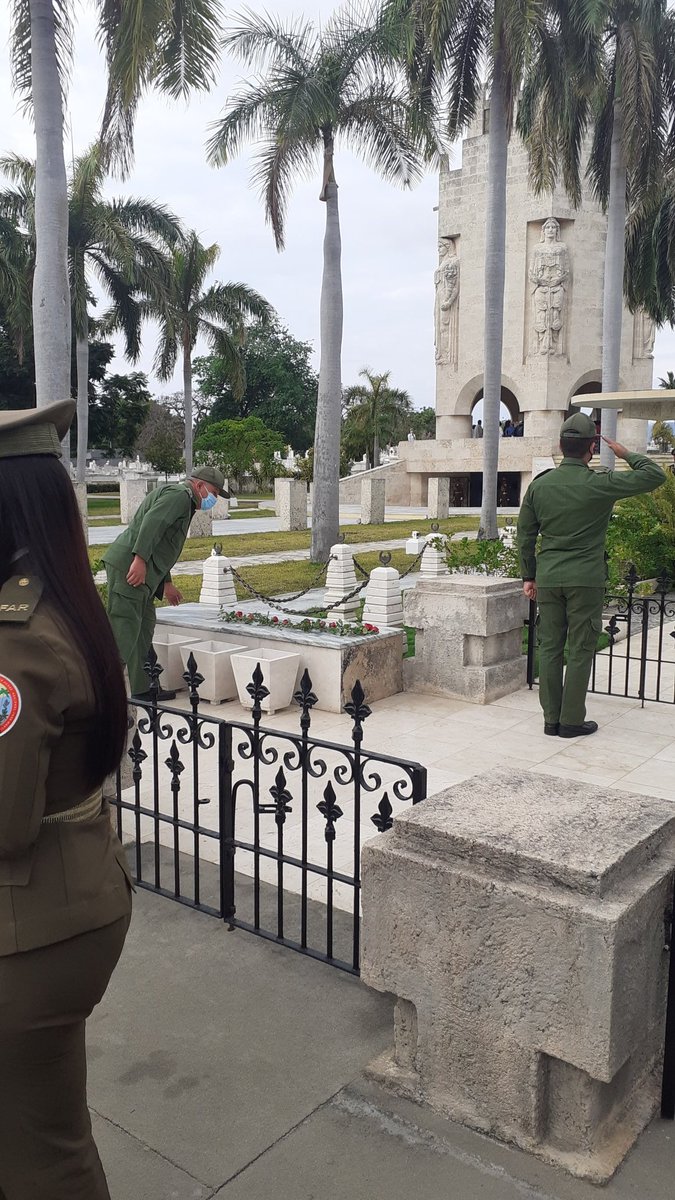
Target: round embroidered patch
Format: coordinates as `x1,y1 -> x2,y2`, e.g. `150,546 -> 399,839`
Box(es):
0,675 -> 21,737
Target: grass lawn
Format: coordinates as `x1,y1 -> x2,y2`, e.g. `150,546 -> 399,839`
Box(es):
88,498 -> 120,517
227,508 -> 275,520
89,515 -> 481,569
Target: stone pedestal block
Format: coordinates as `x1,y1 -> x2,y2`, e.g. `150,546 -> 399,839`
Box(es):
324,543 -> 360,619
275,478 -> 307,531
362,567 -> 404,628
361,477 -> 386,525
419,540 -> 449,578
120,475 -> 158,524
199,554 -> 237,607
188,509 -> 213,538
403,574 -> 526,703
362,769 -> 675,1181
427,476 -> 450,520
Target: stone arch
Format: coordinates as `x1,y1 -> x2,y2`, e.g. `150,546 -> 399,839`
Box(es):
567,372 -> 602,420
456,373 -> 522,422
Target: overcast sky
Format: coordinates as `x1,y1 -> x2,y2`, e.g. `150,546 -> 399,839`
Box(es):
0,3 -> 673,416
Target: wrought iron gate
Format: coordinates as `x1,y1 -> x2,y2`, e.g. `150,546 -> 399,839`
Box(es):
111,656 -> 427,975
526,567 -> 675,704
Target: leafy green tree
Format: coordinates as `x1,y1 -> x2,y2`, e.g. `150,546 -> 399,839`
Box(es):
651,420 -> 675,452
343,369 -> 412,466
207,10 -> 424,561
410,406 -> 435,439
89,373 -> 152,455
9,0 -> 223,411
194,321 -> 318,452
194,415 -> 285,487
135,402 -> 185,478
142,231 -> 273,474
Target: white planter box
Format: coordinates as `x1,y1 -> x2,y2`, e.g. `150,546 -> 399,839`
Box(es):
230,648 -> 301,716
179,640 -> 247,703
153,632 -> 200,691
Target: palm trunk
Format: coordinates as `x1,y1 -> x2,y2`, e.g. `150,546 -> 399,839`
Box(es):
599,98 -> 627,469
29,0 -> 71,433
75,321 -> 89,483
183,333 -> 193,474
479,52 -> 508,539
311,179 -> 343,562
373,427 -> 380,468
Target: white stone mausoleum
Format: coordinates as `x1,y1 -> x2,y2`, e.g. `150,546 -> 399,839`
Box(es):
341,104 -> 655,508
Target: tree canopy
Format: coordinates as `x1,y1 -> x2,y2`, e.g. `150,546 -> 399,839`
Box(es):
194,415 -> 286,486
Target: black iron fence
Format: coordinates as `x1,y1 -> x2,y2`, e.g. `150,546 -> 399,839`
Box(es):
111,651 -> 427,974
525,567 -> 675,705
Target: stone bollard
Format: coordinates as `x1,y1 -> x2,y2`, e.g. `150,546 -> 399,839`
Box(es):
324,543 -> 360,620
188,508 -> 213,538
404,574 -> 526,703
419,538 -> 449,578
72,481 -> 88,533
120,475 -> 158,524
427,476 -> 450,520
361,477 -> 386,525
362,566 -> 404,628
362,768 -> 675,1182
199,551 -> 237,608
275,477 -> 307,531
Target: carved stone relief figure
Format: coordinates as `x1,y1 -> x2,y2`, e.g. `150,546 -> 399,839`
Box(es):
633,310 -> 655,360
434,238 -> 460,367
528,218 -> 571,357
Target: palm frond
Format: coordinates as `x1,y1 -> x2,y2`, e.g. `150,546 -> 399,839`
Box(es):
10,0 -> 74,108
223,8 -> 316,72
252,136 -> 319,250
337,87 -> 425,188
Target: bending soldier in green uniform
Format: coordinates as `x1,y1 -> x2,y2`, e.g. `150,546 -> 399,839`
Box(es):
518,412 -> 666,737
103,466 -> 229,700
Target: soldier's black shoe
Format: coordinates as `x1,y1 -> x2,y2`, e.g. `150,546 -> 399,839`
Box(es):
544,723 -> 559,736
558,721 -> 598,738
131,688 -> 176,702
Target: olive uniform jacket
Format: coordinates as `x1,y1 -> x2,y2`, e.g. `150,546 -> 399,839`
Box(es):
103,482 -> 197,597
0,576 -> 132,956
517,452 -> 667,587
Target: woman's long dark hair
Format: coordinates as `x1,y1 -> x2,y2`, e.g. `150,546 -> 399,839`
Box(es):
0,455 -> 127,786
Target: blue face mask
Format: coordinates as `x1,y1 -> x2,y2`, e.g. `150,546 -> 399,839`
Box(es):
201,491 -> 217,511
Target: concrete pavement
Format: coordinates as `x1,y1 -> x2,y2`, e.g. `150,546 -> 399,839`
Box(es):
90,886 -> 675,1200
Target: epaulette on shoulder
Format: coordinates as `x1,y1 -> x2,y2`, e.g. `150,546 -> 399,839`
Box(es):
594,466 -> 611,474
0,575 -> 43,623
534,468 -> 555,480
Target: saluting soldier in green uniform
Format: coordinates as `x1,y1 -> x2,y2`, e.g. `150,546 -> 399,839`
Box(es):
103,466 -> 229,700
517,412 -> 666,737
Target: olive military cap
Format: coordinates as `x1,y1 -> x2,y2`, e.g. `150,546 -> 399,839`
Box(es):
560,412 -> 597,439
0,399 -> 75,459
191,465 -> 230,498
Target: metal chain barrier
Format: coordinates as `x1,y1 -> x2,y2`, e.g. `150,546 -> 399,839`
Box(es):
352,556 -> 370,580
225,562 -> 369,618
223,555 -> 334,605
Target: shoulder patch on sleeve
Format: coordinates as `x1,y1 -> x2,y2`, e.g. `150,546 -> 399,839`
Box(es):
0,575 -> 43,623
0,675 -> 21,736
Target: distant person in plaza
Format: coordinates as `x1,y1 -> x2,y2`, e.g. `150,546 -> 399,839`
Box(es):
104,467 -> 229,701
0,401 -> 131,1199
518,413 -> 666,738
473,419 -> 483,439
503,419 -> 514,437
670,449 -> 675,475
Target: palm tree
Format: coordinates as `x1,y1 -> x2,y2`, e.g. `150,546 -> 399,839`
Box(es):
381,0 -> 552,538
9,0 -> 223,412
343,369 -> 411,467
142,231 -> 273,474
0,147 -> 183,482
520,0 -> 675,467
206,9 -> 424,562
659,372 -> 675,390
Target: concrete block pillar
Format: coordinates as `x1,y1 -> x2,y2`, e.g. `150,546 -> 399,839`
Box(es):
361,477 -> 386,525
275,478 -> 307,531
324,543 -> 360,619
199,553 -> 237,608
120,475 -> 158,524
72,481 -> 88,533
188,509 -> 214,538
362,566 -> 404,628
427,476 -> 449,520
403,574 -> 526,703
362,769 -> 675,1182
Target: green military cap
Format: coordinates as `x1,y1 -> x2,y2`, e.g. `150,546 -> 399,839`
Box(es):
560,411 -> 597,439
191,465 -> 230,498
0,399 -> 75,459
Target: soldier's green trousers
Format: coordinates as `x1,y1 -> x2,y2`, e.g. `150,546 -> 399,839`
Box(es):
537,585 -> 605,727
105,566 -> 156,695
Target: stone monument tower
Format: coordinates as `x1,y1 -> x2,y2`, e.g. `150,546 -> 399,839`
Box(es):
399,101 -> 654,506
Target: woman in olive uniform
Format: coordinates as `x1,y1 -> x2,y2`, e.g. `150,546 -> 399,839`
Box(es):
0,401 -> 132,1200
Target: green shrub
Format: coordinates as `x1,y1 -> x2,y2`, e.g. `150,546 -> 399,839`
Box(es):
605,472 -> 675,585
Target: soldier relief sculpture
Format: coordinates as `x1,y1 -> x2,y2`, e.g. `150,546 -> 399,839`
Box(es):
529,218 -> 570,357
434,238 -> 460,366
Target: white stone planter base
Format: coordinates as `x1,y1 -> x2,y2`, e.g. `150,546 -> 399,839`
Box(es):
231,648 -> 301,716
179,640 -> 247,703
153,633 -> 201,691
